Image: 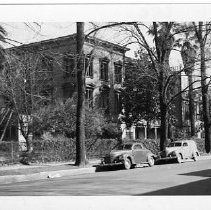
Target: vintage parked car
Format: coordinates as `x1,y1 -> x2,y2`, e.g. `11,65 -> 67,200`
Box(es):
158,140 -> 200,163
100,142 -> 157,170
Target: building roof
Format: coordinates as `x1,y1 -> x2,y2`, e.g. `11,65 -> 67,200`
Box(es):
9,33 -> 130,53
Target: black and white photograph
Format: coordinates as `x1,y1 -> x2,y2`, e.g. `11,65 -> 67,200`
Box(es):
0,1 -> 211,210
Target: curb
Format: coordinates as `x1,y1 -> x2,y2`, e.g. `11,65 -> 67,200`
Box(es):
198,155 -> 211,160
0,166 -> 96,185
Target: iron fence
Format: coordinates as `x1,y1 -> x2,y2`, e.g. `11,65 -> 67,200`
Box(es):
0,141 -> 20,165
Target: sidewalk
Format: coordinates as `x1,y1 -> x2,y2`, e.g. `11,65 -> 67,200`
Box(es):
0,159 -> 100,185
0,155 -> 211,185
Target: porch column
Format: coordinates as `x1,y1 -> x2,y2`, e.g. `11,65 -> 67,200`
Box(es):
132,126 -> 136,140
154,127 -> 158,139
144,126 -> 147,139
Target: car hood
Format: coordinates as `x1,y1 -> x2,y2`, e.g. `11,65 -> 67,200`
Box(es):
165,147 -> 181,154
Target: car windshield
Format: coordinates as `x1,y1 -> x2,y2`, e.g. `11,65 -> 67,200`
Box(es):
118,144 -> 132,150
169,142 -> 182,147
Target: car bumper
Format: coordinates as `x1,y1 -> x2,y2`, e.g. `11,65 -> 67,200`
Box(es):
158,156 -> 177,160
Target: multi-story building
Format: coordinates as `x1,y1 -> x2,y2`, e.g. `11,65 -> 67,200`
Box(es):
0,34 -> 130,141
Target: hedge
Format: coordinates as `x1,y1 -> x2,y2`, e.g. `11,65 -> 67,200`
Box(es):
0,137 -> 208,165
28,137 -> 120,163
29,137 -> 207,163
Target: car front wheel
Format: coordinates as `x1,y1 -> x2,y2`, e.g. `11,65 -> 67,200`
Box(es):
123,158 -> 131,170
148,156 -> 155,167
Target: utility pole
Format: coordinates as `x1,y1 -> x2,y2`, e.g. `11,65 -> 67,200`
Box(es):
75,22 -> 87,166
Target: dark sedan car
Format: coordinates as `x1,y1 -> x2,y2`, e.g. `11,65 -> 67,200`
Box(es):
101,142 -> 157,170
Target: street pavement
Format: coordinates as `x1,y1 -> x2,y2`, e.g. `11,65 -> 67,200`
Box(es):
0,158 -> 211,195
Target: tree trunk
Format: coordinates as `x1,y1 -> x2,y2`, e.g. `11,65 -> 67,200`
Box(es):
159,64 -> 168,151
25,133 -> 33,153
75,22 -> 87,166
19,117 -> 33,165
188,71 -> 196,136
200,36 -> 211,153
160,99 -> 168,151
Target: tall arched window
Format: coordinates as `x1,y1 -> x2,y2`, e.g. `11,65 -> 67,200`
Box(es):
63,55 -> 75,78
85,55 -> 93,78
99,57 -> 109,81
85,87 -> 94,108
114,62 -> 122,84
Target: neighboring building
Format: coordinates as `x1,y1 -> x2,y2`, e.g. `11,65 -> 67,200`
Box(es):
120,58 -> 162,141
120,64 -> 188,141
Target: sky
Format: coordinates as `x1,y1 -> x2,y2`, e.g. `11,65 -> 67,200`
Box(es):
1,22 -> 136,57
1,22 -> 183,68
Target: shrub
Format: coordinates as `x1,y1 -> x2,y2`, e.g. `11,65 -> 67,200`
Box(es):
33,98 -> 121,139
137,139 -> 160,155
32,98 -> 76,137
101,121 -> 122,139
173,127 -> 190,139
85,108 -> 105,138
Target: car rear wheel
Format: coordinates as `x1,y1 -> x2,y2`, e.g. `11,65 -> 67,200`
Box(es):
148,156 -> 155,167
176,153 -> 182,163
123,158 -> 131,170
192,152 -> 198,161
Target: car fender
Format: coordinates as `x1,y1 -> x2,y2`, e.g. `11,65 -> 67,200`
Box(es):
146,152 -> 156,161
151,154 -> 157,160
122,154 -> 135,164
174,149 -> 183,158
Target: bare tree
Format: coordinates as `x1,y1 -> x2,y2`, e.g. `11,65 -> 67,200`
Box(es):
117,22 -> 209,151
193,22 -> 211,153
181,40 -> 197,136
0,49 -> 54,163
121,22 -> 178,151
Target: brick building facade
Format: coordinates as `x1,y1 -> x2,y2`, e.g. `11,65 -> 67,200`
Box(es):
0,34 -> 130,141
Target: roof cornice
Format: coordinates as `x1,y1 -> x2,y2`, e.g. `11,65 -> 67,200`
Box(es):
8,33 -> 130,54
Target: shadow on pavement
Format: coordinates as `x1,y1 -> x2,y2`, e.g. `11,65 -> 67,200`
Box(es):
95,164 -> 125,172
179,169 -> 211,178
95,164 -> 151,172
155,159 -> 178,165
137,169 -> 211,195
